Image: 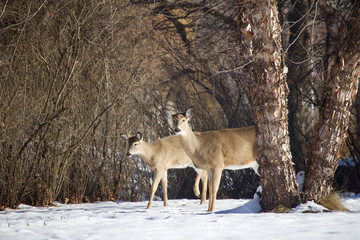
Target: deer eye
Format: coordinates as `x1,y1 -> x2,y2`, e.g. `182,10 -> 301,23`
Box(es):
134,143 -> 138,147
182,119 -> 186,122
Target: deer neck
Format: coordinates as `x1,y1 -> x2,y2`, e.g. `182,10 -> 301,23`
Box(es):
178,126 -> 199,155
137,142 -> 156,166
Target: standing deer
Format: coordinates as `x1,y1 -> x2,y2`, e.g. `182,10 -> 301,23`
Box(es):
165,108 -> 258,212
120,132 -> 207,209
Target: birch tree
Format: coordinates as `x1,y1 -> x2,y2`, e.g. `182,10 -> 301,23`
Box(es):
239,0 -> 359,211
238,0 -> 300,211
303,0 -> 360,202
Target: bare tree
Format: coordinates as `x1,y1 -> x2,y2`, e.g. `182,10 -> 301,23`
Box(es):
238,0 -> 300,211
303,0 -> 360,202
0,0 -> 165,208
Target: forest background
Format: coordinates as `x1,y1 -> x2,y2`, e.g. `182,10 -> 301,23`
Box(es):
1,0 -> 359,210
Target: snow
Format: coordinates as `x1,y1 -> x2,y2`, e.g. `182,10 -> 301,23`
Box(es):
1,193 -> 360,240
296,171 -> 305,191
338,157 -> 358,167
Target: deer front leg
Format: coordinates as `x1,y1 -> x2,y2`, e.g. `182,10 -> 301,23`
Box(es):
161,171 -> 168,206
147,170 -> 164,209
208,168 -> 222,212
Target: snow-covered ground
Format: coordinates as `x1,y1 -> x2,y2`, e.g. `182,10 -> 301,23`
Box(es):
1,193 -> 360,240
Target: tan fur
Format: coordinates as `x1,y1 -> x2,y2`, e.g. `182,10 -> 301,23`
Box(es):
121,133 -> 207,209
167,108 -> 258,212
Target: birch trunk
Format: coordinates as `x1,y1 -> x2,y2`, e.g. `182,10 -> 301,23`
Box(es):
238,0 -> 300,211
303,1 -> 360,201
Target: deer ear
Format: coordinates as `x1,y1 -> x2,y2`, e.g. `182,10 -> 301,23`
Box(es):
185,107 -> 193,118
120,133 -> 128,140
136,132 -> 142,140
164,109 -> 172,119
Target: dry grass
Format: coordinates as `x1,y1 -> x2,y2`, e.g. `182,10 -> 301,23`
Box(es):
270,205 -> 291,213
318,192 -> 350,212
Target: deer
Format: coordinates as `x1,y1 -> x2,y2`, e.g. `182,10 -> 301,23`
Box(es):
120,132 -> 207,209
165,107 -> 259,212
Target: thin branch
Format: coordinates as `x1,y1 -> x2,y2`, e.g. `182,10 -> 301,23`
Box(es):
0,0 -> 8,19
0,0 -> 47,34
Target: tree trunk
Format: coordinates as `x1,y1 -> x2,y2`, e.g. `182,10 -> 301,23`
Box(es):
238,0 -> 300,211
303,0 -> 360,201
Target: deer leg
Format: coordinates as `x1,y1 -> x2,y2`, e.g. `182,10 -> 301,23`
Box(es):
200,170 -> 207,205
161,171 -> 168,206
193,173 -> 201,197
208,168 -> 222,212
147,170 -> 164,209
207,170 -> 213,212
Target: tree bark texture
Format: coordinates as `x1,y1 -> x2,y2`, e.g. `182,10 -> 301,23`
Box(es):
303,0 -> 360,201
238,0 -> 300,211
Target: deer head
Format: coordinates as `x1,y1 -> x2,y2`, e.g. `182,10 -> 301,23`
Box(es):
165,107 -> 193,135
120,132 -> 143,156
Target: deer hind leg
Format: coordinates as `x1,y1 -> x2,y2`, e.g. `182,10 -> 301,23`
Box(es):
207,170 -> 213,212
147,170 -> 164,209
161,171 -> 168,206
200,170 -> 207,205
208,168 -> 222,212
193,173 -> 201,198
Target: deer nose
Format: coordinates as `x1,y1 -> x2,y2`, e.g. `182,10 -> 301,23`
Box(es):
126,152 -> 131,157
175,127 -> 181,133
